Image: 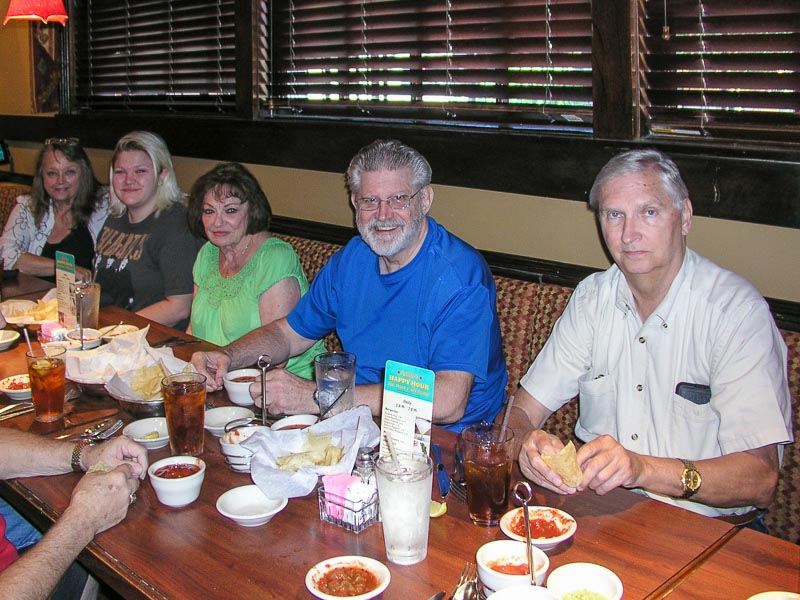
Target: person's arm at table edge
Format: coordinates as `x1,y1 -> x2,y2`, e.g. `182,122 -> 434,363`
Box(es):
137,293 -> 193,328
599,443 -> 780,508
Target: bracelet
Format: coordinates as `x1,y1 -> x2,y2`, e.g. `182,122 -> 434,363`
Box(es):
71,439 -> 97,473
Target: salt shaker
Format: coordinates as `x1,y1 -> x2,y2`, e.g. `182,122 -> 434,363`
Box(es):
353,446 -> 376,487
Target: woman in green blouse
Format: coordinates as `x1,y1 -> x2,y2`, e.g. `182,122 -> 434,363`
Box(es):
187,162 -> 324,379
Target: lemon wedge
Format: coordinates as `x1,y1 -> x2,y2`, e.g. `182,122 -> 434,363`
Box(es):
142,431 -> 160,440
429,500 -> 447,518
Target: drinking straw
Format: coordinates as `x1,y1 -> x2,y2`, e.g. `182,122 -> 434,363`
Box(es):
499,394 -> 515,441
22,327 -> 34,355
383,433 -> 399,466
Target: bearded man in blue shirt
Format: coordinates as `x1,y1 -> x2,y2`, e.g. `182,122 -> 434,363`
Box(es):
192,139 -> 507,431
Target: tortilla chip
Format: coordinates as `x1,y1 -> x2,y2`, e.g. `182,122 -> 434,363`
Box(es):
130,364 -> 167,400
275,432 -> 343,471
542,441 -> 583,487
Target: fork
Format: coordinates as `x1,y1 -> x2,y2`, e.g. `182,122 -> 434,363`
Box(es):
94,419 -> 123,440
450,562 -> 476,600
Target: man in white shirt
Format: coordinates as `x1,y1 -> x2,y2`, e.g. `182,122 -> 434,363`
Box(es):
509,149 -> 792,523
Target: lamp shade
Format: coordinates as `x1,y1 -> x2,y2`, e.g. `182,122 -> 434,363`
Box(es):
3,0 -> 68,25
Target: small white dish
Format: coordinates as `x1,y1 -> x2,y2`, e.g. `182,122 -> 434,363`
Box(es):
43,339 -> 83,351
223,368 -> 259,406
0,374 -> 32,401
205,406 -> 255,437
123,417 -> 169,450
0,330 -> 20,351
477,539 -> 549,593
98,323 -> 140,341
747,593 -> 800,600
500,506 -> 577,551
305,555 -> 390,600
546,562 -> 623,600
219,425 -> 265,473
216,485 -> 288,527
271,414 -> 319,431
148,456 -> 206,508
65,328 -> 102,349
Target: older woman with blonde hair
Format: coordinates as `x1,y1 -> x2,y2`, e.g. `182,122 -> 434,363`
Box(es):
94,131 -> 202,329
0,138 -> 108,281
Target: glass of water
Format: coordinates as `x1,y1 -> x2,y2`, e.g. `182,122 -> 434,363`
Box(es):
313,351 -> 356,418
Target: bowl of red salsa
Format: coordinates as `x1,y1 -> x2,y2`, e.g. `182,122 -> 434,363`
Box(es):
148,456 -> 206,507
476,540 -> 550,593
500,506 -> 577,551
305,555 -> 390,600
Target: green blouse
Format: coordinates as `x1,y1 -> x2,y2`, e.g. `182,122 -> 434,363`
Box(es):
190,237 -> 325,380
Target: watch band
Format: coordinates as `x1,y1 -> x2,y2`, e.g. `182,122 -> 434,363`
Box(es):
71,439 -> 97,473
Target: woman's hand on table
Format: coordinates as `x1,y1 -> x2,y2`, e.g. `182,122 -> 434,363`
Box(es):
518,429 -> 578,495
191,350 -> 231,391
83,436 -> 149,480
251,368 -> 319,415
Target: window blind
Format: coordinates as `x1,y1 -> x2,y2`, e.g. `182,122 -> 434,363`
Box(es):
642,0 -> 800,140
264,0 -> 593,129
72,0 -> 237,113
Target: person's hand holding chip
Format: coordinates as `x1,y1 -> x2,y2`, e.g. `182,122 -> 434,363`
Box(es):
573,434 -> 643,496
519,430 -> 582,495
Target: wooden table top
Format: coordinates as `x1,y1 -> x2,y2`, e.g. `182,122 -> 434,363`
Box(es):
0,301 -> 786,600
1,271 -> 54,300
666,527 -> 799,599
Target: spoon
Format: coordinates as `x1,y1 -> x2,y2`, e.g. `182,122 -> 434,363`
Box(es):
514,480 -> 537,586
257,354 -> 271,426
102,321 -> 124,337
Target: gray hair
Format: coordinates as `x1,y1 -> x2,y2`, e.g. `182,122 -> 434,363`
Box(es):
346,139 -> 432,196
109,131 -> 182,217
588,148 -> 689,211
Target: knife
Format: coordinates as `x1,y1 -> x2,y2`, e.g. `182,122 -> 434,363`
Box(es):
0,405 -> 34,422
431,443 -> 450,500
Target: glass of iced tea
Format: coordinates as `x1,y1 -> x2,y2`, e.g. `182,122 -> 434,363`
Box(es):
26,347 -> 67,423
161,373 -> 207,456
462,423 -> 515,526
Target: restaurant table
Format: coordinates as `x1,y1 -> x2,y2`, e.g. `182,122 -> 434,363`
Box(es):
0,303 -> 788,600
1,271 -> 54,300
665,527 -> 799,599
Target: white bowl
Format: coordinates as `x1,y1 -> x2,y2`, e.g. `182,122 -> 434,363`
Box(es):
305,555 -> 390,600
477,540 -> 550,593
500,506 -> 577,551
216,485 -> 288,527
148,456 -> 206,507
0,330 -> 20,351
123,417 -> 169,450
65,328 -> 102,349
205,406 -> 255,437
98,323 -> 139,341
271,414 -> 319,431
223,368 -> 259,406
0,374 -> 32,401
747,593 -> 800,600
546,563 -> 623,600
488,587 -> 559,600
220,425 -> 266,472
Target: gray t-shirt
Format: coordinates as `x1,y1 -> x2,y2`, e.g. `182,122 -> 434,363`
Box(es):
94,203 -> 202,330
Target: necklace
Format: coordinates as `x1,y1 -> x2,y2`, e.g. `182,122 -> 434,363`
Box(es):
220,235 -> 252,277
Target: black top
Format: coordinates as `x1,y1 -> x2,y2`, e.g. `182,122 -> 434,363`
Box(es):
41,224 -> 95,279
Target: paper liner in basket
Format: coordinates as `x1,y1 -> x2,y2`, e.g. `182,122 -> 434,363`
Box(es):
63,325 -> 192,399
245,405 -> 380,499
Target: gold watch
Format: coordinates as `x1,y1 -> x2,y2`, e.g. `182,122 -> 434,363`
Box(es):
679,458 -> 701,499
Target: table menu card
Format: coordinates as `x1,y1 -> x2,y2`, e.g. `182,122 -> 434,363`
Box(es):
379,360 -> 434,458
55,251 -> 76,327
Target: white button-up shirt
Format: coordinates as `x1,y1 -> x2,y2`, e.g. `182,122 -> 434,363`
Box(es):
521,249 -> 792,517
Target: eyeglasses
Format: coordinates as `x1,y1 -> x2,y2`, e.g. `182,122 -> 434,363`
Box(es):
355,187 -> 423,212
44,137 -> 80,146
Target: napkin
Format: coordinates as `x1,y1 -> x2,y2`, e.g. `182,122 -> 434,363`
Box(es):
65,326 -> 189,392
246,405 -> 381,499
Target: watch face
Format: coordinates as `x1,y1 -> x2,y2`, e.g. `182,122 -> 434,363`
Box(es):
683,470 -> 701,491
